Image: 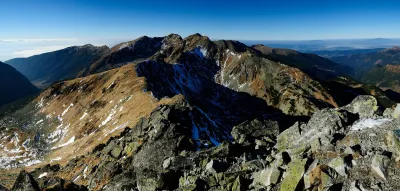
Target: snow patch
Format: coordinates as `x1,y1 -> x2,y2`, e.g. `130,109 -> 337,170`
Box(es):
38,172 -> 48,179
50,157 -> 62,163
191,47 -> 208,59
351,118 -> 392,131
61,103 -> 74,117
51,136 -> 75,150
80,112 -> 88,121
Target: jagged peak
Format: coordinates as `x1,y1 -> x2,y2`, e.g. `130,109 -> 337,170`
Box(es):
184,33 -> 213,50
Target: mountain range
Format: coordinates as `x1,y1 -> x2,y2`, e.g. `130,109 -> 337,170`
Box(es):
1,34 -> 400,190
329,46 -> 400,93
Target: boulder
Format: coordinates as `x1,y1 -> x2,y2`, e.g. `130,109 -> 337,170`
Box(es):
371,154 -> 390,180
231,119 -> 279,146
276,122 -> 301,151
10,170 -> 40,191
252,165 -> 282,188
280,158 -> 308,191
277,109 -> 353,153
304,164 -> 338,190
205,160 -> 229,174
384,104 -> 400,119
341,95 -> 378,118
231,176 -> 247,191
39,177 -> 88,191
328,157 -> 347,177
392,104 -> 400,118
103,172 -> 137,191
110,146 -> 122,158
179,174 -> 206,191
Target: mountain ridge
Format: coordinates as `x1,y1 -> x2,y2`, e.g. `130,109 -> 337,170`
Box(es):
6,44 -> 109,88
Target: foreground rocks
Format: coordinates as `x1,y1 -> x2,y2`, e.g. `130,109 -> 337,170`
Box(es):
4,96 -> 400,190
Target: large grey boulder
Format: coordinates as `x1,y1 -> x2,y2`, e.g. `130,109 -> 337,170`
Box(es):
341,95 -> 378,118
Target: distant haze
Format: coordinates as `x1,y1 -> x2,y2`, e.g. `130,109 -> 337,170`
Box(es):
242,38 -> 400,52
2,37 -> 400,62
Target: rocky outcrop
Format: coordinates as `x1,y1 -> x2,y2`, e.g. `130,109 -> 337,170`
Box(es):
10,170 -> 40,191
2,95 -> 396,191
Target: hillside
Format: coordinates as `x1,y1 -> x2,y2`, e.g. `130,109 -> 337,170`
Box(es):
361,64 -> 400,92
331,46 -> 400,79
6,45 -> 109,88
324,76 -> 397,108
0,62 -> 38,108
253,44 -> 353,80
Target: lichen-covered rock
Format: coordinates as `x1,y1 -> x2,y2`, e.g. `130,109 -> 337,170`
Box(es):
252,165 -> 282,189
341,95 -> 378,118
371,154 -> 390,180
280,158 -> 308,191
328,157 -> 347,177
277,108 -> 355,154
276,122 -> 302,151
392,104 -> 400,118
110,146 -> 122,158
231,119 -> 279,146
179,174 -> 205,191
384,104 -> 400,119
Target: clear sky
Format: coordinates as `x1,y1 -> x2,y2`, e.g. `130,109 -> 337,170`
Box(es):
1,0 -> 400,60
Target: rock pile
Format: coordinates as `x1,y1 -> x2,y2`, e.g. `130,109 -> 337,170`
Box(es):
3,95 -> 400,191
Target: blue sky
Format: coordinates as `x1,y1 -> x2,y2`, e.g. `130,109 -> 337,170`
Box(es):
1,0 -> 400,60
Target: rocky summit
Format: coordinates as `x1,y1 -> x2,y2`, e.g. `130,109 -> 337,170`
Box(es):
1,34 -> 400,191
